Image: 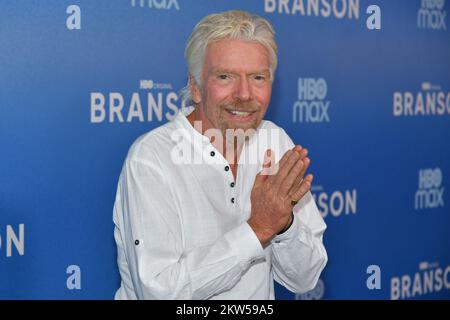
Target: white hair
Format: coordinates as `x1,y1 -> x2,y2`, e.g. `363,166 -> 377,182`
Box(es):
179,10 -> 278,106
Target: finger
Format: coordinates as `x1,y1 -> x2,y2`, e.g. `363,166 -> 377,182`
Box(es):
271,149 -> 300,188
265,149 -> 292,180
288,155 -> 310,195
298,154 -> 311,183
299,156 -> 310,181
274,145 -> 307,186
298,147 -> 308,158
292,145 -> 303,155
292,147 -> 308,163
279,155 -> 304,196
289,174 -> 314,204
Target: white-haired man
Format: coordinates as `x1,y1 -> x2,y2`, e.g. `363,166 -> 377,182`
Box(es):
113,10 -> 327,299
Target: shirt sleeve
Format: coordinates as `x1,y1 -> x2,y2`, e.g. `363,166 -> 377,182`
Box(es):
113,156 -> 265,300
268,129 -> 328,294
270,191 -> 328,294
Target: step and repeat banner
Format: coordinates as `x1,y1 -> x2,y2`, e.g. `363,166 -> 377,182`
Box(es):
1,0 -> 449,300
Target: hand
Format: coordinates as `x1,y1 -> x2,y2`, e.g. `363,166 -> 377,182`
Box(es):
248,146 -> 313,247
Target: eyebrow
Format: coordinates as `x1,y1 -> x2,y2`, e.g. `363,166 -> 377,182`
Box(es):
211,68 -> 270,76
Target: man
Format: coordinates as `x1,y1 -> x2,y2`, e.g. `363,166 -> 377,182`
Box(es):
113,10 -> 327,300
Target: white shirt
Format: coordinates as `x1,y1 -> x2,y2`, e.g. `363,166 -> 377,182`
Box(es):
113,107 -> 328,300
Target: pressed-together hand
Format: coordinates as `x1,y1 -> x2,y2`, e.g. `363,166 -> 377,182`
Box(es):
248,146 -> 313,247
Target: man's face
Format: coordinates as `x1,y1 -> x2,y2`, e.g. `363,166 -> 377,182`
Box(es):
191,39 -> 272,136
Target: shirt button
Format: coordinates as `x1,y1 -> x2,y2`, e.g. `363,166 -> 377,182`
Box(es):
230,182 -> 235,188
210,151 -> 215,157
224,166 -> 230,171
134,240 -> 140,246
231,197 -> 235,204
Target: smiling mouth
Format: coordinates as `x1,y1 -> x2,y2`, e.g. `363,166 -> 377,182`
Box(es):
226,109 -> 257,117
224,109 -> 259,123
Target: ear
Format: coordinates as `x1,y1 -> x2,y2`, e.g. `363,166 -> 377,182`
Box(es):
189,76 -> 202,104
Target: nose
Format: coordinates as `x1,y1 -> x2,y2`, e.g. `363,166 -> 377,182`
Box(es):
233,77 -> 252,101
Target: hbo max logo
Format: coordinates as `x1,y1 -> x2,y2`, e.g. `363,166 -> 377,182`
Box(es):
415,168 -> 445,210
418,0 -> 447,30
293,78 -> 330,123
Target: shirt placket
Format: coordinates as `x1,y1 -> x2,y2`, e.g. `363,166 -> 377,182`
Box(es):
206,145 -> 237,211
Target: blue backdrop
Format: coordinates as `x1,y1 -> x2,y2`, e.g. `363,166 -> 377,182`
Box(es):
1,0 -> 449,300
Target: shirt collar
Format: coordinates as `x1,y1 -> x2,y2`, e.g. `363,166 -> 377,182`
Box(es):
174,106 -> 211,145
